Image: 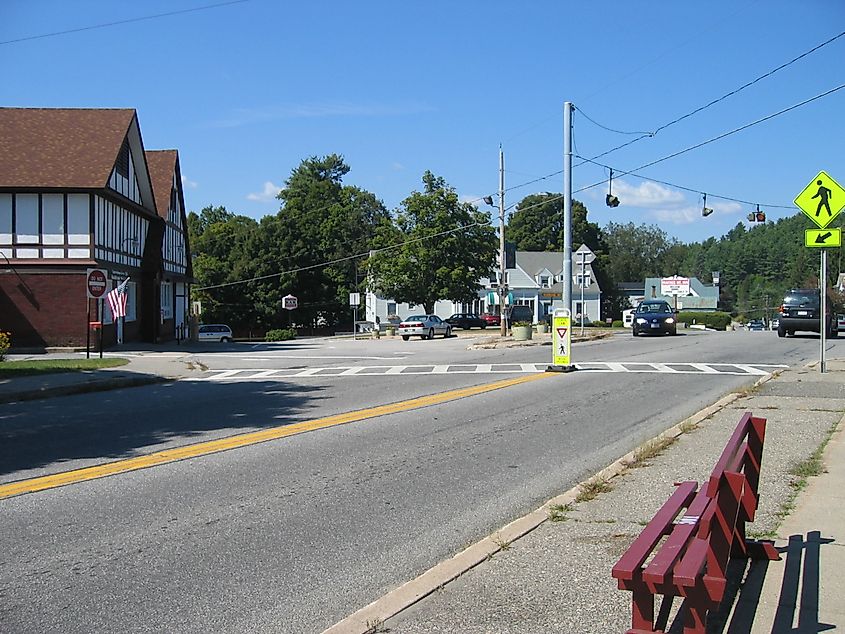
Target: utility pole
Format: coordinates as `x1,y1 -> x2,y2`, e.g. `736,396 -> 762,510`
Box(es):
562,102 -> 573,313
498,145 -> 507,337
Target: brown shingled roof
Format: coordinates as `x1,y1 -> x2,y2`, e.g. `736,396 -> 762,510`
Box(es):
0,108 -> 136,188
146,150 -> 178,220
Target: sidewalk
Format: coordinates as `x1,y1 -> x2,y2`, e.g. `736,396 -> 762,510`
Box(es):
327,359 -> 845,633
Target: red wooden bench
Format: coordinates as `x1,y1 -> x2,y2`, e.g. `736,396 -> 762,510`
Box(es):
612,412 -> 780,634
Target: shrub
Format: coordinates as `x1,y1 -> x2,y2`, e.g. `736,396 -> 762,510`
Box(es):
612,320 -> 624,328
591,320 -> 605,328
677,311 -> 732,331
0,331 -> 10,361
265,328 -> 296,342
512,321 -> 532,327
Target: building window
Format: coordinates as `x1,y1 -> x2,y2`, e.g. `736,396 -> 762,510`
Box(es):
161,282 -> 173,319
539,275 -> 550,288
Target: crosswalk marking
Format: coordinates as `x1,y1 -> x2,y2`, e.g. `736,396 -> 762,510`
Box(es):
185,361 -> 788,381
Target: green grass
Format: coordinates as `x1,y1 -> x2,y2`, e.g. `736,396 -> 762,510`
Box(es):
575,477 -> 613,502
547,503 -> 573,522
0,358 -> 128,378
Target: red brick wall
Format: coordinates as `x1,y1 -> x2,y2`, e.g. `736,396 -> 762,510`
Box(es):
0,271 -> 104,347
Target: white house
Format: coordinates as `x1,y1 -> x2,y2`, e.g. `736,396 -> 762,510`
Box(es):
364,245 -> 602,325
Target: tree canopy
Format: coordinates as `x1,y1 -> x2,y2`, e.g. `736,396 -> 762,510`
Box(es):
368,171 -> 497,314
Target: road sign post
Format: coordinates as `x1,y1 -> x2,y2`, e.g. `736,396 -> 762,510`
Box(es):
547,308 -> 574,372
794,171 -> 845,374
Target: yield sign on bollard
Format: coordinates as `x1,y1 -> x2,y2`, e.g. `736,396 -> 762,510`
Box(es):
547,308 -> 575,372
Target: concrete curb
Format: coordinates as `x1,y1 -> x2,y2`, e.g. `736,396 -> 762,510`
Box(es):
321,371 -> 783,633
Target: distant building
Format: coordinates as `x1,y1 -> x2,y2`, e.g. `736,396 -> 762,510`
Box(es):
480,245 -> 602,323
641,276 -> 719,311
364,245 -> 602,325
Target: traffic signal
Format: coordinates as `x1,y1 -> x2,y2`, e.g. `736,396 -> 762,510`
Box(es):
748,205 -> 766,222
504,241 -> 516,269
606,169 -> 620,207
701,194 -> 713,217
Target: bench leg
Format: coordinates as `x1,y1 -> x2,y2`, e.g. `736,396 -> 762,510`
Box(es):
682,596 -> 707,634
629,583 -> 656,633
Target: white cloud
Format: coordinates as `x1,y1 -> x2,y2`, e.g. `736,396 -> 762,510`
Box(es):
648,206 -> 700,225
611,180 -> 685,208
181,175 -> 198,189
246,181 -> 282,202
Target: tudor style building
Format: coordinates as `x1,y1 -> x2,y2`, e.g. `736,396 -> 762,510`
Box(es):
0,108 -> 192,347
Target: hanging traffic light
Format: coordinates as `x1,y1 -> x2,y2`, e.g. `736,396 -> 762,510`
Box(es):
755,204 -> 766,222
701,193 -> 714,217
606,169 -> 620,207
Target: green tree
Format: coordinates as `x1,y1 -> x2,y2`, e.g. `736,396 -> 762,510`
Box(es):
242,155 -> 390,329
188,206 -> 259,327
369,171 -> 497,313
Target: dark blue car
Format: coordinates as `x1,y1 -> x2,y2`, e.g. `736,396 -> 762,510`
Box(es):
632,300 -> 677,336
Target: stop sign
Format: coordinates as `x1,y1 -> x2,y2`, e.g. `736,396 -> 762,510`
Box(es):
86,269 -> 108,299
283,294 -> 298,310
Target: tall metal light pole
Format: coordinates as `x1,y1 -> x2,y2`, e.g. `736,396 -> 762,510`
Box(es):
562,102 -> 573,313
498,146 -> 507,337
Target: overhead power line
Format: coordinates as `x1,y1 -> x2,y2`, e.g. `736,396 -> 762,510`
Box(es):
576,29 -> 845,164
573,82 -> 845,198
0,0 -> 249,46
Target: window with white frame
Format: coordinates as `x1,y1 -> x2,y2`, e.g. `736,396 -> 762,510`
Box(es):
161,282 -> 172,319
539,275 -> 550,288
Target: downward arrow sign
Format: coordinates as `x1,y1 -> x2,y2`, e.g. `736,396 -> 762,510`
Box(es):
815,231 -> 832,244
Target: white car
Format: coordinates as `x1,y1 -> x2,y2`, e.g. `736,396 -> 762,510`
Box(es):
838,314 -> 845,332
198,324 -> 233,342
398,314 -> 451,340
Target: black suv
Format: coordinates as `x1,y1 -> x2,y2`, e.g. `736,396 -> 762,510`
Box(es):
777,289 -> 837,338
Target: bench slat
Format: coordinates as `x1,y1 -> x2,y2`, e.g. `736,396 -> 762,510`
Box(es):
642,486 -> 711,586
612,481 -> 697,582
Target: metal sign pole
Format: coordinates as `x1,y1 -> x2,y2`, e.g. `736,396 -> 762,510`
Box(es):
820,250 -> 827,373
86,299 -> 91,359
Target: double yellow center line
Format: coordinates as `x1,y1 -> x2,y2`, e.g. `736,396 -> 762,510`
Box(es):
0,372 -> 552,500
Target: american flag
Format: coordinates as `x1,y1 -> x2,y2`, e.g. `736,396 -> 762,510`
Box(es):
107,278 -> 129,319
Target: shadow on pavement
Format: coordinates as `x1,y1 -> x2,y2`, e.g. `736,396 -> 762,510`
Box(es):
0,379 -> 328,479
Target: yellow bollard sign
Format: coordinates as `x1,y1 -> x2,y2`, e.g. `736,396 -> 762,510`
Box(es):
552,309 -> 572,367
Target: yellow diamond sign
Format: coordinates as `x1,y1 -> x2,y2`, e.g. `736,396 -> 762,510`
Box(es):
794,170 -> 845,229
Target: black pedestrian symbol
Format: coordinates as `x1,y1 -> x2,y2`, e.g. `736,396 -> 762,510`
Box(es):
812,180 -> 832,217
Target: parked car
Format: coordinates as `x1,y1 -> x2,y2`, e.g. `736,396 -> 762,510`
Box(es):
838,314 -> 845,332
398,314 -> 452,340
198,324 -> 233,342
504,305 -> 534,328
446,313 -> 487,330
632,300 -> 677,336
480,313 -> 500,326
747,319 -> 766,331
777,289 -> 837,338
770,318 -> 779,331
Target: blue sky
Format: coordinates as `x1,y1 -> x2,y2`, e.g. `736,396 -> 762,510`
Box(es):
2,0 -> 844,244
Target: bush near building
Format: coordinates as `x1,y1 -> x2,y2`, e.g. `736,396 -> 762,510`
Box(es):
0,331 -> 10,361
678,311 -> 732,331
265,328 -> 297,342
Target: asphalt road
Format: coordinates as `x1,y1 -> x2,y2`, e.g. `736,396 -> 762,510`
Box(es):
1,329 -> 838,633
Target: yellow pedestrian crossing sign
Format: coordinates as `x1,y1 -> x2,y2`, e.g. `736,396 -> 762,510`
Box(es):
805,228 -> 841,248
794,171 -> 845,229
